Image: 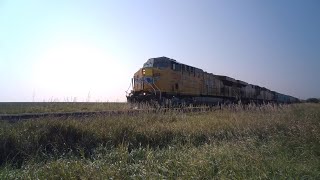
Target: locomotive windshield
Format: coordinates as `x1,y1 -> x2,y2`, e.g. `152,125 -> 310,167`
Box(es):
143,57 -> 170,69
143,59 -> 154,68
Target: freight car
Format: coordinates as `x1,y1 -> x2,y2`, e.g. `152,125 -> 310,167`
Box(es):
126,57 -> 299,106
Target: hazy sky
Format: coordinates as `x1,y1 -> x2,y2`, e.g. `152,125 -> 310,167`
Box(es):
0,0 -> 319,102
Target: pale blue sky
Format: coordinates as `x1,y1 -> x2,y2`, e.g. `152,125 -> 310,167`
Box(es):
0,0 -> 319,102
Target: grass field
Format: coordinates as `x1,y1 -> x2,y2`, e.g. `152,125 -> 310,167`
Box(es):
0,102 -> 129,114
0,103 -> 319,179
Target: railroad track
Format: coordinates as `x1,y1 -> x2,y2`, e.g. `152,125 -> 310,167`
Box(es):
0,107 -> 216,122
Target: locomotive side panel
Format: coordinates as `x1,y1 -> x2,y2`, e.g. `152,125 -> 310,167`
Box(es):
203,73 -> 222,97
178,65 -> 203,96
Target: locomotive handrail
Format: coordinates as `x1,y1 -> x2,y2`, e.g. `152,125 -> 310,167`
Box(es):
145,80 -> 162,100
125,80 -> 132,96
153,82 -> 162,100
145,81 -> 157,95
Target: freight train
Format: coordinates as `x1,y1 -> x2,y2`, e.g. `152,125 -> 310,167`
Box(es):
126,57 -> 299,106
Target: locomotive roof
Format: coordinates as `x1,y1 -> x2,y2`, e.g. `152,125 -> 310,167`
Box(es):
146,56 -> 200,70
148,56 -> 177,62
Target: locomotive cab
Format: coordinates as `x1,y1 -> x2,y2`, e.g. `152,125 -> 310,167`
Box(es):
127,57 -> 177,103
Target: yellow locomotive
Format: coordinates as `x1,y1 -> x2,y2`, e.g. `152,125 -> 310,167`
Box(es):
126,57 -> 299,105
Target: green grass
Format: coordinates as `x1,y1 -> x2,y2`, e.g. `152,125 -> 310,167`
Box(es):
0,102 -> 129,114
0,103 -> 319,179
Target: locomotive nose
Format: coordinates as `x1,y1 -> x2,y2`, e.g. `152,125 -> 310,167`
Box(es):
142,68 -> 154,84
142,68 -> 153,76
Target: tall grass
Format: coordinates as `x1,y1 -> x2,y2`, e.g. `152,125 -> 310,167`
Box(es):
0,103 -> 319,179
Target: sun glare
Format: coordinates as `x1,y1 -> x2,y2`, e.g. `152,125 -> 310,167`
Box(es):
32,40 -> 126,101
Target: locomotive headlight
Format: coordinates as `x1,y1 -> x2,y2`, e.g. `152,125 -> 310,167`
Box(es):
142,68 -> 153,76
143,92 -> 146,95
